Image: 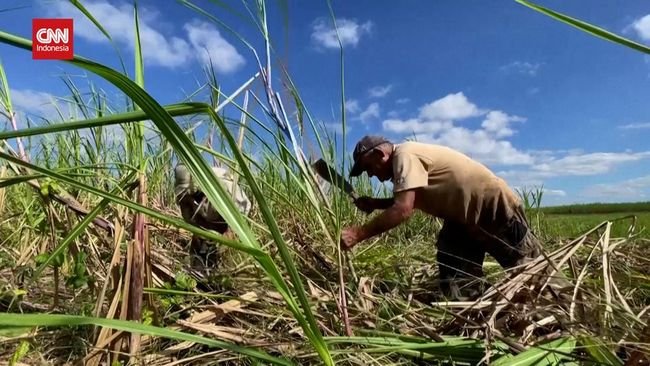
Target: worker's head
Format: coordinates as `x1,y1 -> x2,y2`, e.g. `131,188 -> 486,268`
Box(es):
349,135 -> 394,182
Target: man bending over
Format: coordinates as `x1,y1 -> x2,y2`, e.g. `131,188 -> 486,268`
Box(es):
340,135 -> 541,300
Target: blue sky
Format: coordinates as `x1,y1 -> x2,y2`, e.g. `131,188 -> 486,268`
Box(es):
1,0 -> 649,206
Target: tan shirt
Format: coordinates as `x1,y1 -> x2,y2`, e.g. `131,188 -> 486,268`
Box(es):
391,141 -> 521,228
174,164 -> 252,226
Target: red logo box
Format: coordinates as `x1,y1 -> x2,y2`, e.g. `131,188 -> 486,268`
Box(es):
32,18 -> 73,60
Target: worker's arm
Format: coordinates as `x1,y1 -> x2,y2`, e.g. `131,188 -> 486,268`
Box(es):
371,197 -> 395,210
342,151 -> 426,250
353,196 -> 394,213
356,189 -> 416,241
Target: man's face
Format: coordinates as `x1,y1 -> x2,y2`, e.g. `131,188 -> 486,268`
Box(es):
360,147 -> 392,182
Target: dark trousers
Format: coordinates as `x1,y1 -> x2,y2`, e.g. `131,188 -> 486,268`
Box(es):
436,209 -> 541,300
178,193 -> 229,268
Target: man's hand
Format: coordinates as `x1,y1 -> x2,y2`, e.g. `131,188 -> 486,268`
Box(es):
340,226 -> 364,251
342,190 -> 416,251
353,196 -> 376,214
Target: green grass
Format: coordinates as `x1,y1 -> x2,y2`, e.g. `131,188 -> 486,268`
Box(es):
541,201 -> 650,215
543,212 -> 650,239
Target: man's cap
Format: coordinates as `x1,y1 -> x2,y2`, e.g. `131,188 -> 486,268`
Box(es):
349,135 -> 390,177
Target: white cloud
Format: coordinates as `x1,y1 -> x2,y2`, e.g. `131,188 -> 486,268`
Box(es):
311,18 -> 373,49
511,186 -> 566,198
543,189 -> 567,197
345,99 -> 360,114
359,102 -> 380,124
387,110 -> 400,118
619,122 -> 650,130
50,0 -> 189,68
413,127 -> 534,166
368,85 -> 392,98
532,152 -> 650,176
7,88 -> 95,125
324,122 -> 347,135
6,88 -> 161,147
500,61 -> 542,76
418,92 -> 482,121
183,20 -> 245,74
48,0 -> 244,72
583,175 -> 650,199
631,14 -> 650,41
498,151 -> 650,186
481,110 -> 525,138
8,89 -> 59,119
396,98 -> 410,104
381,92 -> 650,174
529,148 -> 585,158
382,92 -> 529,166
497,171 -> 544,189
383,118 -> 451,134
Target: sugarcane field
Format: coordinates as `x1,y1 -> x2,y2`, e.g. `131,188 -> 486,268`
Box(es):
1,1 -> 650,365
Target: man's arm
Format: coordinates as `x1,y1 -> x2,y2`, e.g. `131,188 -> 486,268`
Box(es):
356,189 -> 416,241
372,197 -> 395,210
353,196 -> 394,213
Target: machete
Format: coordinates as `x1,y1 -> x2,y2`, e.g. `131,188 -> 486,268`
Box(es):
311,158 -> 359,201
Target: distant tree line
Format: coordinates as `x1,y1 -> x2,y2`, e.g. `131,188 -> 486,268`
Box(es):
541,201 -> 650,215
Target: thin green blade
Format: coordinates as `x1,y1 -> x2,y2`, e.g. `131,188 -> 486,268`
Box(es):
516,0 -> 650,55
0,313 -> 292,365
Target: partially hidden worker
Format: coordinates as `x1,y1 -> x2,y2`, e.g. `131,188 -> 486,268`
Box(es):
340,135 -> 543,300
174,162 -> 252,268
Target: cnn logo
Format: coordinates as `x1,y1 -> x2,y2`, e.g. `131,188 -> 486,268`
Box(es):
32,19 -> 73,60
36,28 -> 69,44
